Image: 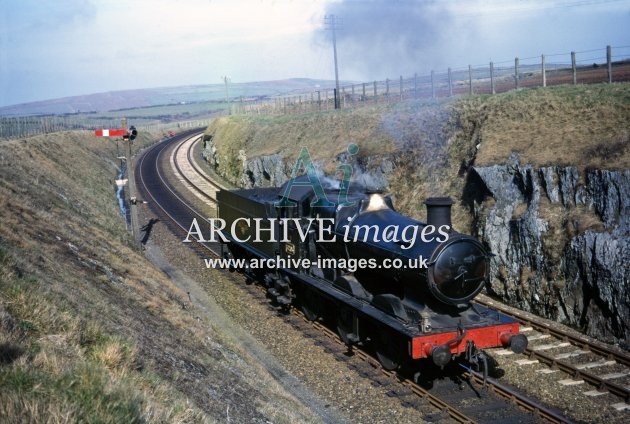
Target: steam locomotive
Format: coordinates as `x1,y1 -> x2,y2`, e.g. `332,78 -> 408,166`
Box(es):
216,176 -> 527,371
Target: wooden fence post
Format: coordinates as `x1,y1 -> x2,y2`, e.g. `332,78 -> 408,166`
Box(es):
373,81 -> 377,103
607,45 -> 612,83
571,51 -> 577,85
490,61 -> 495,94
447,67 -> 453,96
431,70 -> 435,98
362,83 -> 366,101
468,65 -> 473,95
515,57 -> 520,89
400,75 -> 404,101
385,78 -> 390,102
542,54 -> 546,87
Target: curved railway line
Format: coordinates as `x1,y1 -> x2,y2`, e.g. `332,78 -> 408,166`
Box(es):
170,133 -> 223,206
135,131 -> 630,423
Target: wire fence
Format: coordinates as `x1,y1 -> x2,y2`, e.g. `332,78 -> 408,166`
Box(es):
2,45 -> 628,138
233,44 -> 630,116
0,115 -> 212,140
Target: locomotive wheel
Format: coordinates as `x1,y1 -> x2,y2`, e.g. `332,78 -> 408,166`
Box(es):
299,288 -> 322,321
301,302 -> 319,321
336,307 -> 359,345
375,330 -> 402,371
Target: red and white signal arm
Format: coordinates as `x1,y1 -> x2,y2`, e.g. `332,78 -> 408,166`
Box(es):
95,126 -> 137,141
94,128 -> 128,137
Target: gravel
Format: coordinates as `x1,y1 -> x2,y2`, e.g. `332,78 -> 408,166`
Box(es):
137,202 -> 439,423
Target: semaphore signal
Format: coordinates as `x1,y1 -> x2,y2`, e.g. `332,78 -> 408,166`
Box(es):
95,122 -> 139,239
94,128 -> 128,137
94,125 -> 137,140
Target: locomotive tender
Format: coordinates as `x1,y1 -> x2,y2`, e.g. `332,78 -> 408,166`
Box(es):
216,176 -> 527,371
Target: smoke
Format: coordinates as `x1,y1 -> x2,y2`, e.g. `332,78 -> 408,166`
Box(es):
319,0 -> 458,79
352,166 -> 387,192
311,160 -> 387,192
318,172 -> 343,190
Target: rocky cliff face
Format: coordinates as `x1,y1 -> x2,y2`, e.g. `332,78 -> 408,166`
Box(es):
202,137 -> 392,190
468,155 -> 630,346
204,133 -> 630,346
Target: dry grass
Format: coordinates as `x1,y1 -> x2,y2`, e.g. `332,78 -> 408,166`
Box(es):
462,84 -> 630,169
206,82 -> 629,235
206,106 -> 398,181
0,243 -> 205,423
0,128 -> 327,423
0,131 -> 212,422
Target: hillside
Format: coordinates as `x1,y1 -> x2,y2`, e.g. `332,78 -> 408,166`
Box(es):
204,84 -> 628,224
0,78 -> 339,116
202,83 -> 630,346
0,132 -> 321,422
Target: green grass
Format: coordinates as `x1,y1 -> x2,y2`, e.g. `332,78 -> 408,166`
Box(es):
0,250 -> 137,423
0,127 -> 324,423
0,131 -> 207,423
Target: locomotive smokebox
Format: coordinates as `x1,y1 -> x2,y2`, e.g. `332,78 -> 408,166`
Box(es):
424,197 -> 453,229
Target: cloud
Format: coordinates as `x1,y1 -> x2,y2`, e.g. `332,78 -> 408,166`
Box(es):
2,0 -> 628,106
316,0 -> 630,81
5,0 -> 97,32
317,0 -> 456,78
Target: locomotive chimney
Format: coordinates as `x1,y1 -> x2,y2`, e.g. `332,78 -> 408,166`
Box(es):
424,197 -> 453,229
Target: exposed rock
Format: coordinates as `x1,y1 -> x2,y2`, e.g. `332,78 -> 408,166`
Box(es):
242,153 -> 289,188
563,230 -> 630,343
202,134 -> 394,191
202,121 -> 630,347
348,154 -> 393,192
469,160 -> 630,346
201,136 -> 217,166
561,169 -> 630,344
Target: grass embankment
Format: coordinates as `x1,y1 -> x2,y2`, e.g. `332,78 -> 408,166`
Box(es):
0,131 -> 204,421
205,107 -> 397,179
0,131 -> 317,422
206,83 -> 630,231
452,84 -> 630,169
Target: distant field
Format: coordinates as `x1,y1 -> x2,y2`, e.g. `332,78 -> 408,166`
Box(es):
0,78 -> 341,139
0,78 -> 339,117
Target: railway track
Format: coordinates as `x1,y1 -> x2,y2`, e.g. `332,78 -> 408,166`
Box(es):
136,129 -> 221,253
170,134 -> 223,206
133,132 -> 582,423
477,295 -> 630,411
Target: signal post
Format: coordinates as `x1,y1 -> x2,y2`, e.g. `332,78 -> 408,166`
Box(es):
95,123 -> 138,240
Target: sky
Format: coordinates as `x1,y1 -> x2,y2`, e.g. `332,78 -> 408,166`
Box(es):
0,0 -> 629,107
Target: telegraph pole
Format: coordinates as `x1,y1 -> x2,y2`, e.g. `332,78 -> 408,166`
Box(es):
222,76 -> 230,104
325,14 -> 341,109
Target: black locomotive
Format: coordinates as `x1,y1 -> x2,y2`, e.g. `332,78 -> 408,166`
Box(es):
215,176 -> 527,371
